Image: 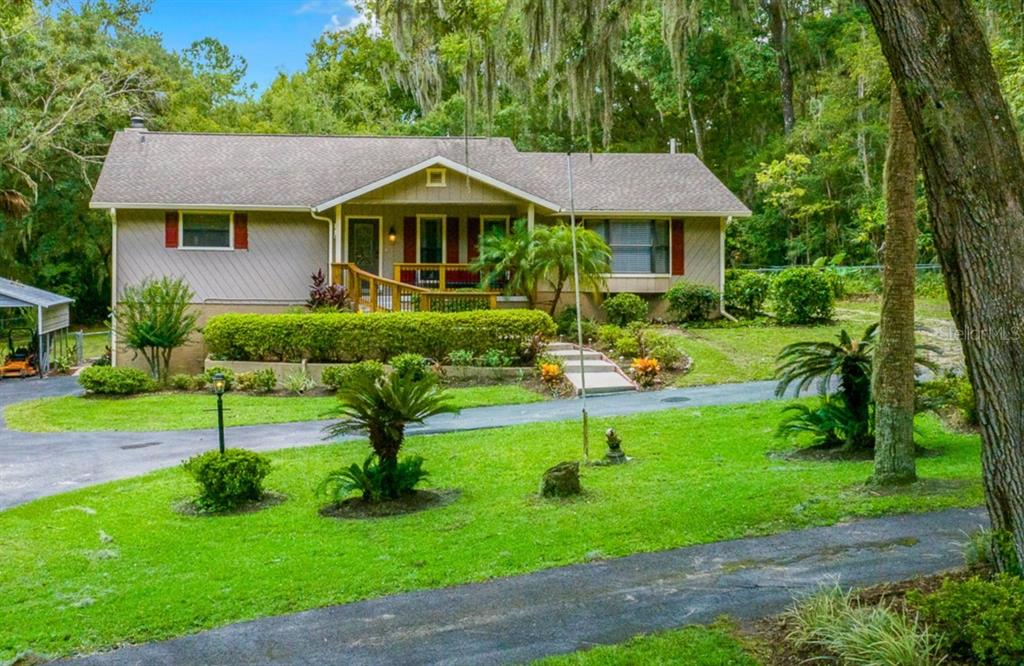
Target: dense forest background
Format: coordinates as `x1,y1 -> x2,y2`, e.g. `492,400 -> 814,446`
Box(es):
3,0 -> 1024,322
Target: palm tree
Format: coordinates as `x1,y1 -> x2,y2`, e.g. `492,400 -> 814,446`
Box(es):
532,223 -> 611,315
776,324 -> 878,449
325,372 -> 458,499
470,219 -> 538,307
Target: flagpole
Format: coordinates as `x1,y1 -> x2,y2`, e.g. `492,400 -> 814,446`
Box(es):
566,152 -> 589,462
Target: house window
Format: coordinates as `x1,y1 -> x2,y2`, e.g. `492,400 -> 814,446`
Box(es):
418,216 -> 444,263
181,212 -> 232,249
426,168 -> 447,187
586,219 -> 670,274
481,215 -> 510,239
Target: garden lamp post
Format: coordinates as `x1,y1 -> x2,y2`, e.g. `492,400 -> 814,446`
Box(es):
212,372 -> 226,454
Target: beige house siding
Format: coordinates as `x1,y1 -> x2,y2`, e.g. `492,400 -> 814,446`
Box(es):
116,209 -> 327,305
350,169 -> 524,205
681,217 -> 722,289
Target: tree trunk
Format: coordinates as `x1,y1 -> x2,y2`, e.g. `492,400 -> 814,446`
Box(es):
872,81 -> 918,485
686,89 -> 705,160
864,0 -> 1024,570
762,0 -> 796,133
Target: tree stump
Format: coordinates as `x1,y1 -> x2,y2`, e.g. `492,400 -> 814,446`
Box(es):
540,461 -> 581,498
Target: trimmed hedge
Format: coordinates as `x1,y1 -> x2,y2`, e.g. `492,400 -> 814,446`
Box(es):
770,267 -> 834,324
203,310 -> 557,364
78,366 -> 155,395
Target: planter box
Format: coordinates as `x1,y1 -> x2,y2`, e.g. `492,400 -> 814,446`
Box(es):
206,358 -> 533,387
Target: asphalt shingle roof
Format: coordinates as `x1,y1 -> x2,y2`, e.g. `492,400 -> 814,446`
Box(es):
91,131 -> 750,216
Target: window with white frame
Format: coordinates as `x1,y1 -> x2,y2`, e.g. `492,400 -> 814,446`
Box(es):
181,212 -> 232,249
585,219 -> 670,274
481,215 -> 510,239
418,216 -> 444,262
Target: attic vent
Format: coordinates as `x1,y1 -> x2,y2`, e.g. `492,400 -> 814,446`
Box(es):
128,115 -> 146,130
426,167 -> 447,187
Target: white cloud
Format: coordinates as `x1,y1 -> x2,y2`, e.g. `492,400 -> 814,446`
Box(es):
323,0 -> 379,36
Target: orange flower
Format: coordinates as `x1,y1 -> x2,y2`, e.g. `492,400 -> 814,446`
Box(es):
540,362 -> 564,385
631,357 -> 661,387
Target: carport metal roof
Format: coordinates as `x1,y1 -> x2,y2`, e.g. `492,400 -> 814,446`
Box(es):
0,277 -> 73,334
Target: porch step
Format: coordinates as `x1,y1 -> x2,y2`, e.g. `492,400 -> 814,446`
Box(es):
545,348 -> 604,361
564,371 -> 637,395
561,359 -> 620,373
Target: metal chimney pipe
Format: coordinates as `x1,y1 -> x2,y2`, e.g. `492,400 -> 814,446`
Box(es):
669,138 -> 678,154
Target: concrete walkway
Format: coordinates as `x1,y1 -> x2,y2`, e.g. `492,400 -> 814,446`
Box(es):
66,507 -> 988,665
1,377 -> 784,509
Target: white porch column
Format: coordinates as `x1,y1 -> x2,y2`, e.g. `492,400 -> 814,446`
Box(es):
527,203 -> 535,231
336,205 -> 343,263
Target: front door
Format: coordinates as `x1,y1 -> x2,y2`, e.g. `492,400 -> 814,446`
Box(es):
347,218 -> 380,275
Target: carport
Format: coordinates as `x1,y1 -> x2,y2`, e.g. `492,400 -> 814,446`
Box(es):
0,277 -> 74,377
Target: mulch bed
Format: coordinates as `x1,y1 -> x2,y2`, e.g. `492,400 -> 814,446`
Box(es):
173,491 -> 288,517
741,568 -> 983,666
320,489 -> 460,519
773,443 -> 945,463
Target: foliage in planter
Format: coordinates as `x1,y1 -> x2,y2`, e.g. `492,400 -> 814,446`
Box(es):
202,366 -> 236,391
235,369 -> 277,393
602,292 -> 648,326
182,449 -> 272,511
769,267 -> 834,324
446,349 -> 475,366
324,372 -> 457,501
114,277 -> 198,382
665,281 -> 719,322
318,454 -> 428,503
596,323 -> 685,369
306,269 -> 350,312
283,370 -> 316,395
203,310 -> 556,364
723,269 -> 770,316
321,361 -> 386,391
389,353 -> 431,382
909,574 -> 1024,666
478,348 -> 514,367
78,366 -> 155,395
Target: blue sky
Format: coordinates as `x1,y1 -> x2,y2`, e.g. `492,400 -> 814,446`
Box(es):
138,0 -> 365,91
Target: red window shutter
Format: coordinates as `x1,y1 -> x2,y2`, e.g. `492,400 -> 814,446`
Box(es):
403,216 -> 417,262
165,211 -> 179,248
466,217 -> 480,261
445,217 -> 460,263
671,218 -> 685,276
234,213 -> 248,250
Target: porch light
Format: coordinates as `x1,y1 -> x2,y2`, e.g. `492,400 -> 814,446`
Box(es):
387,225 -> 397,243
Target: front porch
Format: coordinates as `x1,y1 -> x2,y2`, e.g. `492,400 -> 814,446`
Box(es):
330,262 -> 500,313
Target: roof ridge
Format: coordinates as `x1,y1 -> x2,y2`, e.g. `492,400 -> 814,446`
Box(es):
121,130 -> 513,141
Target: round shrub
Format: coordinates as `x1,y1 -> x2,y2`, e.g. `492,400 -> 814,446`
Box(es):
78,366 -> 155,395
202,366 -> 236,391
602,293 -> 648,326
182,449 -> 272,511
665,282 -> 719,322
169,373 -> 207,391
321,360 -> 386,390
723,269 -> 770,316
770,267 -> 835,325
389,353 -> 430,381
235,369 -> 277,393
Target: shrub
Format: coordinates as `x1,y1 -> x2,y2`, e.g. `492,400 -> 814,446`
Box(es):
318,454 -> 428,503
723,269 -> 770,316
910,574 -> 1024,665
602,293 -> 648,326
321,361 -> 387,391
447,350 -> 476,366
203,310 -> 556,365
235,369 -> 277,393
478,348 -> 514,367
916,270 -> 946,298
963,530 -> 1022,575
390,353 -> 430,382
78,366 -> 155,395
645,331 -> 685,369
306,268 -> 350,311
631,357 -> 661,387
115,276 -> 198,383
665,281 -> 719,322
785,586 -> 942,666
916,373 -> 977,426
283,370 -> 316,395
770,267 -> 834,325
538,361 -> 565,391
597,324 -> 624,347
555,306 -> 599,343
202,366 -> 236,391
169,373 -> 206,391
182,449 -> 271,511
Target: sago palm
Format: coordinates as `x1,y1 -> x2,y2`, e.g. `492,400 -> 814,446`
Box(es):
325,372 -> 457,499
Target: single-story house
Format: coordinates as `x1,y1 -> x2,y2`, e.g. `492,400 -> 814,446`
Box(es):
90,119 -> 750,371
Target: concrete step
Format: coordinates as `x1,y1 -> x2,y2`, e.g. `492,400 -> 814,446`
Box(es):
564,371 -> 636,395
545,342 -> 577,352
546,348 -> 604,361
560,359 -> 620,373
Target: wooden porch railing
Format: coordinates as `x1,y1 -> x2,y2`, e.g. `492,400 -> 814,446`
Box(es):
331,263 -> 498,312
393,262 -> 510,291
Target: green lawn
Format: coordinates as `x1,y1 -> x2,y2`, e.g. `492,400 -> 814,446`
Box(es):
0,400 -> 982,661
534,622 -> 758,665
674,297 -> 952,387
3,385 -> 544,432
